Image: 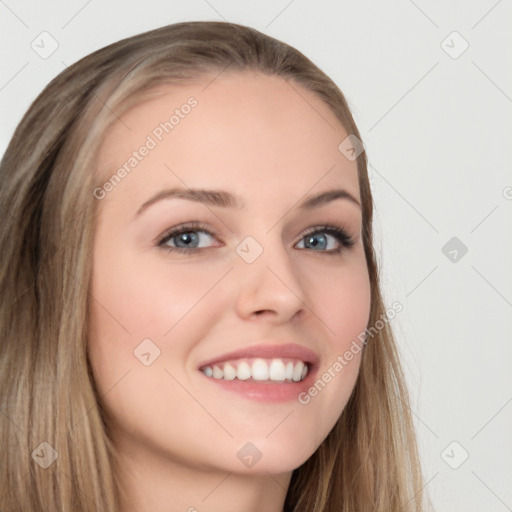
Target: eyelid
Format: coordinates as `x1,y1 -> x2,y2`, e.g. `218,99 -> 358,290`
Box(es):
301,224 -> 354,243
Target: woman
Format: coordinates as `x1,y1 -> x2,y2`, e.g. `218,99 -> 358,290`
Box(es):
0,21 -> 428,512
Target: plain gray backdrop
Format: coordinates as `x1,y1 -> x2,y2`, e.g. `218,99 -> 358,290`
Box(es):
1,1 -> 511,510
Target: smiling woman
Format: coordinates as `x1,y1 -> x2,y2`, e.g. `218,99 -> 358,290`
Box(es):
0,21 -> 428,512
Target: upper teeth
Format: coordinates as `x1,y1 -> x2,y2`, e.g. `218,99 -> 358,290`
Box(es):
201,358 -> 309,382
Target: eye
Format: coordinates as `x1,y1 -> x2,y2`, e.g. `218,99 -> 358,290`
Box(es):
156,222 -> 355,255
157,222 -> 216,254
296,225 -> 355,254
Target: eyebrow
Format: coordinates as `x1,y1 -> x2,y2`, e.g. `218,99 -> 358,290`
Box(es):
135,186 -> 361,217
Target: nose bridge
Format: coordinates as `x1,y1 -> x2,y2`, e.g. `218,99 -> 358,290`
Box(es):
234,229 -> 306,319
238,228 -> 295,277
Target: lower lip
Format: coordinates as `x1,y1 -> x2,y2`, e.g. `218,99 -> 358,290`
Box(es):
199,365 -> 318,402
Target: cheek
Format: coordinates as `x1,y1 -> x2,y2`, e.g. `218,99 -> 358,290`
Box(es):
89,248 -> 219,341
299,255 -> 370,413
86,249 -> 224,450
87,245 -> 227,405
307,254 -> 371,348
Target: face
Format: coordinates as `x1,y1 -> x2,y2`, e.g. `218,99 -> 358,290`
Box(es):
88,71 -> 371,476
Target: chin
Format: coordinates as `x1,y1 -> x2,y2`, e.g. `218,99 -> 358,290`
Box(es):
223,435 -> 320,476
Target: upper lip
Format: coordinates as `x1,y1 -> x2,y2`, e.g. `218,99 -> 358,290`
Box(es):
197,343 -> 320,369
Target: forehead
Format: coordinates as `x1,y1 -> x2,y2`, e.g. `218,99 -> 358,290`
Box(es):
95,71 -> 360,210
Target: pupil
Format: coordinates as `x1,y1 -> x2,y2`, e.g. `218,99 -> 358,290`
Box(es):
306,234 -> 326,250
178,232 -> 198,247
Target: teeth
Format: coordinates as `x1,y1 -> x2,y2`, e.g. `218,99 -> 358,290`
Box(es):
285,362 -> 294,380
252,359 -> 269,380
223,363 -> 236,380
201,358 -> 309,383
212,365 -> 223,379
269,359 -> 286,381
236,361 -> 251,380
292,361 -> 304,382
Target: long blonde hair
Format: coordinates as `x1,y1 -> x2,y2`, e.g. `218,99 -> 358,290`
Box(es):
0,21 -> 428,511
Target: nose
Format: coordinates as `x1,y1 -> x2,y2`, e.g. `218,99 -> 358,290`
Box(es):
234,238 -> 306,323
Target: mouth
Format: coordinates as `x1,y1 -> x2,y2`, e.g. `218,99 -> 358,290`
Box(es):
197,343 -> 319,402
200,357 -> 310,383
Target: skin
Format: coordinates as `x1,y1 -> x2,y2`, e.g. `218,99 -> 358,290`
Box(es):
88,71 -> 371,512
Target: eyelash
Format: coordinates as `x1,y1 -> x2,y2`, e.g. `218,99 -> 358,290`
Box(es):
156,221 -> 355,256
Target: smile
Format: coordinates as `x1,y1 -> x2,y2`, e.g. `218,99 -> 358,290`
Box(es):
200,357 -> 309,383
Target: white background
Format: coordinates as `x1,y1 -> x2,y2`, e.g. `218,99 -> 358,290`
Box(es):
1,1 -> 511,510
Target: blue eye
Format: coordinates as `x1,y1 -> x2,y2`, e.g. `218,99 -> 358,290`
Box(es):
158,222 -> 215,254
296,226 -> 355,253
157,222 -> 354,255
